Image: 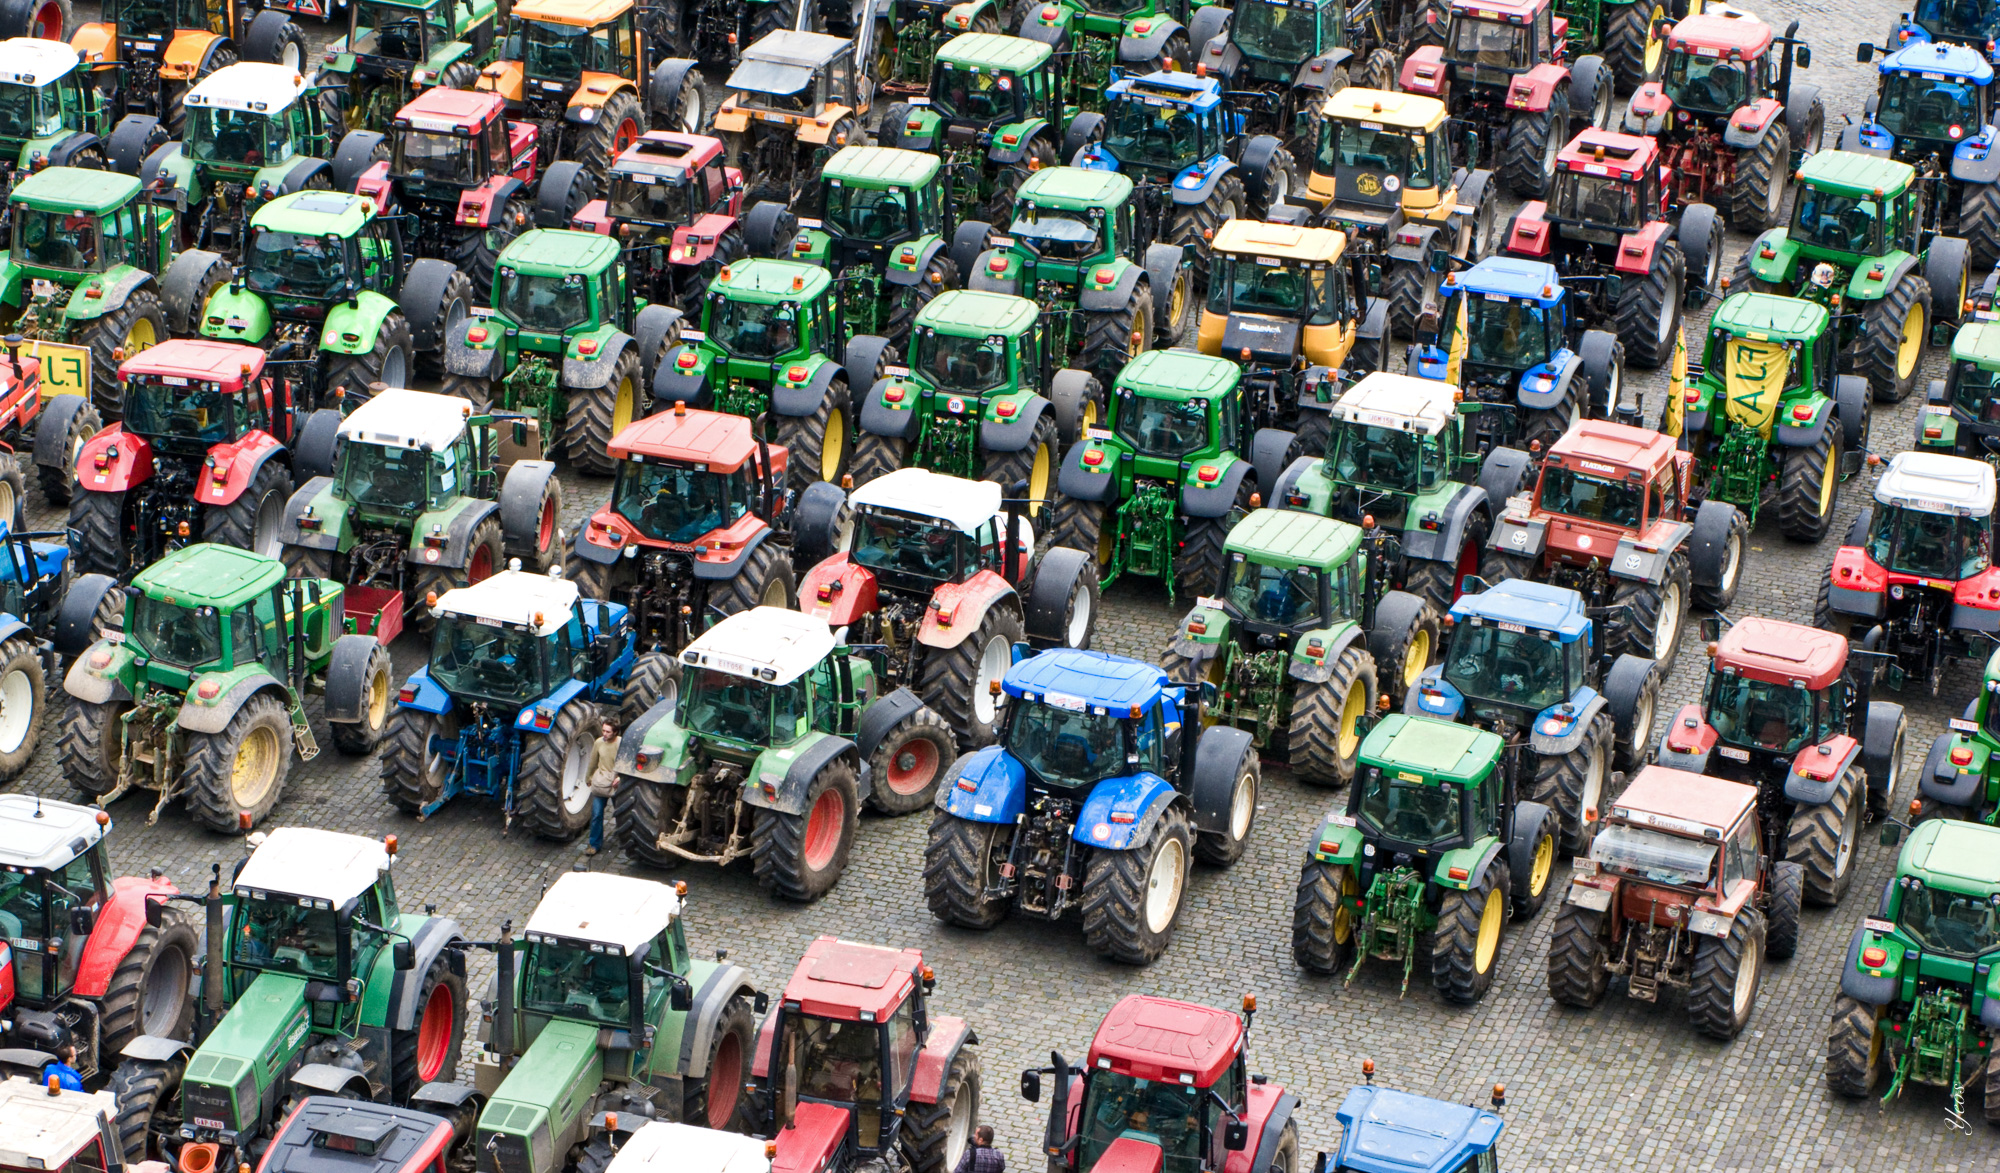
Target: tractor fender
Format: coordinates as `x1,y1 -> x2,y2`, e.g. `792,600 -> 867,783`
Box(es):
1722,98 -> 1785,151
457,176 -> 527,228
499,461 -> 560,560
74,875 -> 179,998
1057,440 -> 1120,503
858,378 -> 919,442
1399,44 -> 1447,94
1249,427 -> 1294,496
407,1081 -> 481,1115
755,735 -> 860,815
1238,135 -> 1286,210
1835,376 -> 1871,454
570,528 -> 619,568
1608,522 -> 1690,584
968,247 -> 1024,295
1519,349 -> 1580,410
48,133 -> 105,169
276,158 -> 332,198
649,58 -> 700,130
1781,734 -> 1862,807
1838,121 -> 1891,157
1286,625 -> 1364,685
1205,40 -> 1243,83
385,916 -> 467,1031
854,687 -> 928,761
1168,158 -> 1236,206
652,347 -> 711,409
1399,484 -> 1487,564
916,571 -> 1017,649
1861,702 -> 1905,801
322,633 -> 385,724
1078,258 -> 1145,313
176,672 -> 287,735
320,291 -> 402,357
118,1035 -> 193,1063
1505,64 -> 1566,113
402,500 -> 500,572
1438,838 -> 1505,891
562,332 -> 636,392
1186,724 -> 1254,838
1918,731 -> 1982,806
1953,136 -> 2000,185
66,266 -> 153,320
692,527 -> 780,582
770,357 -> 842,419
1773,400 -> 1833,448
909,1017 -> 977,1104
1687,500 -> 1742,589
61,646 -> 131,705
885,237 -> 947,288
979,395 -> 1051,453
676,961 -> 760,1078
1621,82 -> 1671,137
1953,600 -> 2000,634
1838,924 -> 1902,1006
1356,298 -> 1388,353
1530,691 -> 1607,756
1244,1089 -> 1301,1173
1502,202 -> 1553,257
1489,512 -> 1547,559
1611,220 -> 1671,276
1187,2 -> 1229,51
1072,772 -> 1178,850
614,692 -> 678,778
1293,50 -> 1353,91
1824,548 -> 1884,618
393,667 -> 453,715
445,317 -> 504,380
1654,703 -> 1714,774
986,119 -> 1051,165
54,575 -> 120,659
1506,801 -> 1555,891
1118,16 -> 1185,64
937,744 -> 1026,821
1179,455 -> 1251,519
1385,223 -> 1440,264
32,393 -> 91,481
199,431 -> 287,509
516,678 -> 593,734
0,615 -> 29,649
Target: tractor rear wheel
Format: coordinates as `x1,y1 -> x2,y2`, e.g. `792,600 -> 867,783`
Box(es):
1545,902 -> 1611,1008
413,516 -> 504,629
985,136 -> 1057,226
449,211 -> 519,309
1366,590 -> 1439,706
1856,272 -> 1931,403
885,255 -> 960,346
1775,417 -> 1843,542
107,1055 -> 182,1162
1288,645 -> 1377,788
918,603 -> 1024,750
1431,859 -> 1509,1005
381,708 -> 461,817
328,640 -> 393,756
1962,182 -> 2000,271
1516,387 -> 1574,455
439,371 -> 491,412
201,461 -> 292,560
1400,514 -> 1488,615
1606,549 -> 1688,671
1825,993 -> 1886,1098
0,636 -> 39,782
1477,547 -> 1538,586
1175,474 -> 1254,602
902,1048 -> 981,1173
388,951 -> 466,1102
279,543 -> 335,581
1613,241 -> 1684,368
1192,740 -> 1259,866
1724,123 -> 1790,232
1169,172 -> 1244,290
980,414 -> 1057,518
573,90 -> 643,180
58,696 -> 127,798
1499,91 -> 1567,199
515,701 -> 597,841
685,995 -> 755,1130
326,312 -> 414,402
924,803 -> 1013,929
621,650 -> 677,726
1291,858 -> 1359,975
774,379 -> 850,491
1765,860 -> 1805,960
1787,762 -> 1864,906
714,538 -> 797,617
1049,496 -> 1112,575
850,432 -> 908,487
1081,804 -> 1192,965
753,757 -> 859,902
1599,0 -> 1664,92
1380,259 -> 1435,342
1080,281 -> 1154,386
614,777 -> 686,870
183,691 -> 293,833
1690,504 -> 1749,611
867,703 -> 955,815
74,288 -> 165,419
36,395 -> 99,506
566,349 -> 644,477
1530,712 -> 1613,857
1686,908 -> 1765,1040
98,907 -> 196,1061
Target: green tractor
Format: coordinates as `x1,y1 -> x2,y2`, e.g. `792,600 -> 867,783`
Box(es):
1016,0 -> 1191,114
1047,346 -> 1295,601
317,0 -> 504,135
1671,290 -> 1873,542
57,543 -> 396,834
1293,712 -> 1557,1002
443,228 -> 685,478
104,826 -> 470,1165
749,144 -> 991,348
0,37 -> 154,218
1916,290 -> 2000,466
1730,149 -> 1970,404
879,32 -> 1069,225
969,164 -> 1191,382
873,0 -> 1005,100
1161,506 -> 1440,787
1827,816 -> 2000,1126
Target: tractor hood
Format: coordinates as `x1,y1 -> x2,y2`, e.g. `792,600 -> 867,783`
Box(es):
182,970 -> 311,1135
770,1100 -> 853,1173
1220,313 -> 1300,365
477,1017 -> 604,1173
1087,1135 -> 1166,1173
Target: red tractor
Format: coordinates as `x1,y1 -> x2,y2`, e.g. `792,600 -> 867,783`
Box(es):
571,132 -> 748,318
1500,128 -> 1719,367
255,1099 -> 466,1173
1620,9 -> 1823,234
0,336 -> 102,511
1021,994 -> 1300,1173
67,339 -> 343,579
747,936 -> 978,1173
1482,418 -> 1750,673
351,87 -> 598,290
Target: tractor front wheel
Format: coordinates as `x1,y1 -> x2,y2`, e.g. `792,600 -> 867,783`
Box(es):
75,287 -> 166,420
1546,901 -> 1611,1008
201,461 -> 293,559
902,1048 -> 982,1173
1288,644 -> 1377,788
566,349 -> 645,477
867,703 -> 956,815
1431,859 -> 1509,1005
1168,172 -> 1244,291
1530,711 -> 1614,857
1686,907 -> 1765,1040
1291,858 -> 1359,975
1786,761 -> 1865,906
919,603 -> 1025,750
97,906 -> 196,1060
980,413 -> 1058,518
1080,804 -> 1192,965
1856,272 -> 1931,403
413,516 -> 504,629
686,995 -> 755,1130
774,377 -> 851,490
924,801 -> 1013,929
1825,993 -> 1887,1098
1775,417 -> 1843,542
1724,123 -> 1791,232
1612,240 -> 1684,368
1174,475 -> 1253,602
182,691 -> 294,833
388,951 -> 466,1102
57,696 -> 127,798
621,650 -> 677,726
1365,590 -> 1440,707
0,635 -> 41,782
107,1055 -> 182,1163
753,757 -> 859,902
381,708 -> 461,816
515,701 -> 598,841
1961,182 -> 2000,271
1599,0 -> 1665,92
1606,549 -> 1689,671
715,537 -> 797,616
1080,282 -> 1154,386
1765,860 -> 1805,960
1192,738 -> 1259,867
1380,259 -> 1436,341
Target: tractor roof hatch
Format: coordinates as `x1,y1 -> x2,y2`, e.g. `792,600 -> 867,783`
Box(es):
10,165 -> 139,215
340,388 -> 471,452
509,0 -> 634,28
120,338 -> 267,389
526,871 -> 682,953
1108,70 -> 1224,111
609,1122 -> 772,1173
1450,256 -> 1562,304
500,228 -> 622,276
1086,995 -> 1242,1087
1447,0 -> 1546,21
728,30 -> 851,95
1557,129 -> 1657,178
683,606 -> 837,687
253,190 -> 379,237
1447,579 -> 1590,641
1331,1085 -> 1503,1173
235,828 -> 389,907
1117,349 -> 1239,398
433,567 -> 581,636
714,258 -> 833,302
1360,714 -> 1502,784
1223,508 -> 1361,569
1796,149 -> 1915,200
1320,87 -> 1447,131
1882,40 -> 1994,83
1209,219 -> 1347,262
1713,616 -> 1848,689
1330,372 -> 1458,435
0,37 -> 80,85
916,289 -> 1039,336
1902,819 -> 2000,889
0,1077 -> 120,1171
1547,419 -> 1676,479
1872,451 -> 1995,517
185,62 -> 307,115
850,467 -> 1003,533
1002,649 -> 1168,711
0,794 -> 107,870
616,131 -> 726,178
1951,318 -> 2000,368
134,543 -> 286,609
1665,10 -> 1774,58
609,407 -> 765,473
1611,766 -> 1757,839
1709,291 -> 1829,342
937,31 -> 1053,71
780,936 -> 922,1021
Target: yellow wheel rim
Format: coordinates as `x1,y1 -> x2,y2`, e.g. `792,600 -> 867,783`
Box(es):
1473,885 -> 1504,972
1081,401 -> 1097,432
1403,629 -> 1430,689
1095,508 -> 1115,568
365,669 -> 389,730
1642,2 -> 1668,74
230,723 -> 282,809
823,406 -> 847,483
1337,677 -> 1366,759
1331,866 -> 1357,943
613,376 -> 635,433
1818,444 -> 1838,516
1529,831 -> 1553,896
760,574 -> 789,606
1169,275 -> 1188,332
1028,441 -> 1052,516
125,314 -> 157,356
1896,305 -> 1924,379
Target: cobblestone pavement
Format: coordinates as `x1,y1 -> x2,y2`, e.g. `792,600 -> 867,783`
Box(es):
34,1 -> 2000,1168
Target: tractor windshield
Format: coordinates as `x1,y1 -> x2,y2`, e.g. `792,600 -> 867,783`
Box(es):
1705,674 -> 1814,753
1116,394 -> 1211,457
1791,185 -> 1883,255
1661,50 -> 1750,116
1551,171 -> 1639,230
912,330 -> 1008,393
1008,205 -> 1102,262
932,62 -> 1025,124
1591,824 -> 1717,888
1328,421 -> 1442,492
355,2 -> 432,58
1864,504 -> 1991,580
231,889 -> 341,980
852,509 -> 970,585
11,208 -> 101,271
1445,16 -> 1530,73
341,441 -> 440,513
123,377 -> 242,447
1953,362 -> 2000,424
825,185 -> 917,242
496,269 -> 593,334
609,171 -> 698,223
1317,122 -> 1434,208
1233,0 -> 1318,62
521,938 -> 633,1025
1912,0 -> 2000,43
708,298 -> 800,359
186,107 -> 290,168
1357,769 -> 1462,844
1224,557 -> 1322,627
682,668 -> 791,744
1008,701 -> 1128,788
1875,72 -> 1982,142
0,80 -> 60,139
791,1014 -> 886,1107
1538,467 -> 1643,527
1442,621 -> 1567,712
1079,1073 -> 1207,1173
247,229 -> 354,299
520,19 -> 595,84
1462,295 -> 1551,368
1899,883 -> 2000,957
1103,100 -> 1204,171
1207,258 -> 1337,326
612,459 -> 741,544
428,615 -> 549,706
392,129 -> 477,184
105,0 -> 178,34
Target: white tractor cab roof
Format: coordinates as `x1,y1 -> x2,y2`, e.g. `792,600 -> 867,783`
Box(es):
185,62 -> 307,115
682,606 -> 834,688
233,827 -> 389,908
849,467 -> 1004,534
433,567 -> 580,637
1874,451 -> 1996,518
339,388 -> 470,452
0,1077 -> 120,1171
1329,372 -> 1458,436
524,870 -> 681,955
0,794 -> 106,871
0,38 -> 79,86
609,1122 -> 771,1173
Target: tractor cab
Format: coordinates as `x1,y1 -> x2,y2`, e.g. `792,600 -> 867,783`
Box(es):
347,0 -> 463,70
1106,349 -> 1243,468
1926,311 -> 2000,454
1654,10 -> 1779,124
676,606 -> 870,751
227,190 -> 407,326
1348,714 -> 1508,855
926,33 -> 1054,131
1696,292 -> 1838,436
588,131 -> 739,235
114,339 -> 287,457
606,1122 -> 770,1173
1227,0 -> 1345,77
96,0 -> 220,39
1411,256 -> 1570,435
1000,649 -> 1189,791
1584,765 -> 1762,911
1524,420 -> 1688,565
1304,88 -> 1455,229
8,168 -> 167,281
1546,129 -> 1661,244
514,871 -> 691,1045
1776,151 -> 1920,274
699,258 -> 831,370
384,87 -> 533,192
585,405 -> 784,551
903,289 -> 1043,397
0,1077 -> 123,1173
721,31 -> 863,123
814,145 -> 942,262
0,796 -> 111,1012
1215,508 -> 1361,637
1004,165 -> 1128,269
179,63 -> 323,179
1197,219 -> 1357,414
425,566 -> 627,711
1086,71 -> 1233,181
1841,451 -> 1995,585
498,0 -> 651,107
111,543 -> 337,684
1415,577 -> 1591,730
0,39 -> 100,166
223,828 -> 401,1018
327,389 -> 483,519
1327,1083 -> 1504,1173
1856,41 -> 1990,162
1318,373 -> 1462,501
1442,0 -> 1563,81
1896,0 -> 2000,55
1669,616 -> 1853,770
827,468 -> 1030,601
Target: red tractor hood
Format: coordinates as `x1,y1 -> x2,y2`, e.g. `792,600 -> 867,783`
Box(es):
771,1101 -> 853,1173
1089,1136 -> 1166,1173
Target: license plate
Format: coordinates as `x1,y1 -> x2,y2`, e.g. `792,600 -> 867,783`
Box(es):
1951,718 -> 1979,734
30,279 -> 52,298
1567,883 -> 1612,912
1864,917 -> 1896,935
1497,621 -> 1525,633
224,317 -> 249,330
193,1117 -> 227,1130
1195,596 -> 1223,611
1043,691 -> 1086,712
711,655 -> 751,676
1325,813 -> 1355,828
762,112 -> 788,123
1718,746 -> 1750,761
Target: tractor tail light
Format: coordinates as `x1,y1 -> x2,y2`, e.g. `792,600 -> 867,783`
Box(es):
1196,465 -> 1219,482
577,339 -> 598,355
1861,946 -> 1888,968
533,710 -> 554,730
1094,267 -> 1114,284
1759,245 -> 1775,259
1447,867 -> 1469,881
1187,619 -> 1206,635
468,326 -> 489,343
196,678 -> 222,700
885,386 -> 905,402
989,256 -> 1008,272
1082,449 -> 1104,466
1791,404 -> 1813,421
398,685 -> 418,702
995,401 -> 1017,417
787,366 -> 809,382
1925,424 -> 1944,439
1952,746 -> 1974,766
677,352 -> 697,369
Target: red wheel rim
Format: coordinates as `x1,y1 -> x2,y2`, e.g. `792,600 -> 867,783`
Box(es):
1452,540 -> 1480,602
416,980 -> 454,1082
706,1029 -> 743,1128
615,118 -> 639,152
538,496 -> 556,549
32,1 -> 60,38
469,545 -> 495,583
802,787 -> 844,871
886,737 -> 940,795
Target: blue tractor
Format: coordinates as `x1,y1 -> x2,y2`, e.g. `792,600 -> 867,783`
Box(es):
379,564 -> 672,839
921,647 -> 1260,965
1847,40 -> 2000,268
1065,69 -> 1301,286
0,522 -> 121,784
1878,0 -> 2000,65
1405,255 -> 1627,457
1406,578 -> 1661,856
1318,1078 -> 1507,1173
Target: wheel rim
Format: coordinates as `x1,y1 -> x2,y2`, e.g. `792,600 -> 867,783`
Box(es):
1581,738 -> 1607,830
229,722 -> 282,809
942,1084 -> 973,1172
382,346 -> 409,389
0,479 -> 15,528
1896,305 -> 1923,379
1169,274 -> 1188,334
680,88 -> 704,135
1653,578 -> 1682,660
1817,445 -> 1838,517
759,573 -> 788,607
1143,831 -> 1186,934
1337,677 -> 1366,759
32,0 -> 61,37
1628,691 -> 1654,767
1132,305 -> 1151,356
614,376 -> 636,434
1403,628 -> 1430,689
415,978 -> 453,1082
1836,786 -> 1860,878
1228,767 -> 1255,841
1028,441 -> 1051,514
279,40 -> 302,72
1473,885 -> 1503,972
1331,868 -> 1356,942
802,786 -> 844,870
538,496 -> 556,550
1765,164 -> 1785,220
1642,2 -> 1668,73
973,634 -> 1010,727
253,490 -> 285,558
1733,941 -> 1759,1018
560,731 -> 591,814
365,666 -> 390,731
822,406 -> 846,482
1529,831 -> 1553,895
140,942 -> 190,1036
706,1029 -> 742,1128
1720,530 -> 1742,590
1541,120 -> 1561,177
125,313 -> 157,358
1094,509 -> 1114,569
616,117 -> 640,153
1656,274 -> 1680,345
886,735 -> 940,796
424,717 -> 451,789
469,543 -> 496,583
1065,584 -> 1091,648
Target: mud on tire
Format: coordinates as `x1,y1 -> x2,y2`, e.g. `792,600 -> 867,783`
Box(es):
868,703 -> 955,815
1786,761 -> 1865,906
181,691 -> 294,833
918,603 -> 1024,750
1825,993 -> 1887,1098
1530,713 -> 1613,857
1080,804 -> 1192,965
752,757 -> 859,902
1686,907 -> 1765,1040
566,348 -> 644,477
1775,416 -> 1842,542
1291,858 -> 1358,974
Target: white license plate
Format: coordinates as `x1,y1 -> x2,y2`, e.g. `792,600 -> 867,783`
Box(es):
193,1116 -> 227,1130
1864,917 -> 1896,935
224,317 -> 249,330
1718,746 -> 1750,761
1567,883 -> 1612,912
1325,813 -> 1355,828
1951,718 -> 1979,734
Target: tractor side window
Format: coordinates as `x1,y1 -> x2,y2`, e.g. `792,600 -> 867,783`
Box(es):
828,54 -> 853,106
771,678 -> 807,740
1310,266 -> 1340,327
1217,391 -> 1239,454
1329,558 -> 1355,619
1017,332 -> 1040,393
885,997 -> 918,1100
704,162 -> 728,207
1653,473 -> 1678,524
612,15 -> 637,73
228,607 -> 258,670
1407,130 -> 1436,190
1533,7 -> 1550,57
71,1136 -> 110,1173
1133,705 -> 1164,775
49,852 -> 96,991
1477,766 -> 1498,834
1819,679 -> 1847,742
1723,818 -> 1757,894
488,117 -> 509,176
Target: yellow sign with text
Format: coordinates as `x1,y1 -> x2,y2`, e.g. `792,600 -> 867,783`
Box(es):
21,341 -> 89,402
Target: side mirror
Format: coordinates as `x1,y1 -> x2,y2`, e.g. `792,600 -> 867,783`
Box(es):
572,653 -> 592,679
1698,616 -> 1722,642
1415,306 -> 1440,345
1021,1070 -> 1042,1103
670,981 -> 692,1012
1796,44 -> 1811,67
1880,822 -> 1904,847
1428,247 -> 1450,273
1224,1121 -> 1249,1151
1200,680 -> 1219,707
1853,43 -> 1870,62
144,895 -> 165,928
1011,640 -> 1031,664
1603,274 -> 1624,299
514,421 -> 529,447
393,940 -> 415,970
754,991 -> 771,1015
69,905 -> 95,937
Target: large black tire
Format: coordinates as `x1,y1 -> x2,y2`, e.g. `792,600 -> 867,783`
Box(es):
884,254 -> 959,346
902,1048 -> 981,1173
1545,902 -> 1611,1008
107,1056 -> 182,1163
1724,122 -> 1790,232
1365,591 -> 1439,705
1168,172 -> 1244,290
849,431 -> 907,487
201,461 -> 292,559
917,604 -> 1024,750
0,635 -> 41,782
1691,504 -> 1750,611
1765,859 -> 1805,960
328,640 -> 393,755
1173,507 -> 1235,603
1499,91 -> 1567,199
1079,282 -> 1153,385
572,90 -> 643,179
1613,241 -> 1684,368
1598,0 -> 1660,92
1380,259 -> 1433,342
714,538 -> 797,616
1048,495 -> 1110,571
1606,549 -> 1687,671
867,704 -> 955,815
1961,182 -> 2000,271
97,910 -> 197,1059
412,516 -> 504,629
749,0 -> 799,44
1855,272 -> 1931,403
37,394 -> 101,506
1288,645 -> 1377,788
1192,742 -> 1258,866
387,954 -> 466,1103
774,380 -> 850,491
613,775 -> 686,871
620,650 -> 675,726
57,695 -> 127,797
514,700 -> 598,841
565,349 -> 643,477
381,707 -> 458,816
182,691 -> 294,832
1775,416 -> 1842,542
1686,908 -> 1765,1040
0,0 -> 69,39
1786,762 -> 1864,907
1530,713 -> 1612,857
984,136 -> 1056,225
1431,860 -> 1509,1005
325,312 -> 414,401
1400,515 -> 1488,615
1080,804 -> 1192,965
165,47 -> 236,136
75,287 -> 167,419
1825,994 -> 1886,1098
243,10 -> 306,69
752,758 -> 858,902
923,804 -> 1013,929
1517,386 -> 1574,455
980,411 -> 1058,518
1291,858 -> 1358,974
678,993 -> 753,1129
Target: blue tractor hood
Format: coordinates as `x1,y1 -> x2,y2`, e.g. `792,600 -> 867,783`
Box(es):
1333,1086 -> 1504,1173
1882,39 -> 1995,82
1446,579 -> 1590,642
